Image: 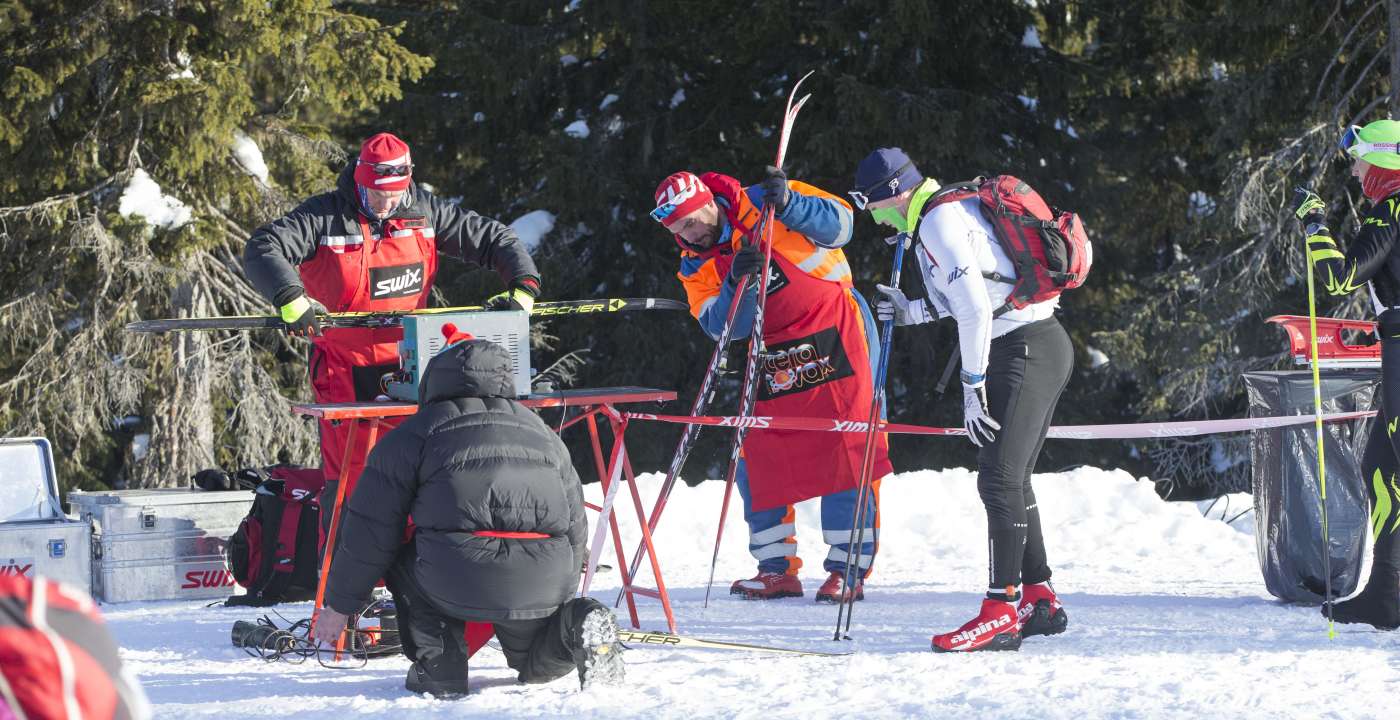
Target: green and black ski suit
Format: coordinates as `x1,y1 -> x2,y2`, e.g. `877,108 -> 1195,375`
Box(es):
1308,192 -> 1400,629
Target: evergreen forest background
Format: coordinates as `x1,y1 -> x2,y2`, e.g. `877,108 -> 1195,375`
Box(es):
3,0 -> 1395,497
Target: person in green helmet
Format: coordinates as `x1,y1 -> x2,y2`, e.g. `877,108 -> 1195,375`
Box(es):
1294,117 -> 1400,630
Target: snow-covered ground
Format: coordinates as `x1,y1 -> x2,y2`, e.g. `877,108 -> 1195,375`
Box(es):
106,468 -> 1398,719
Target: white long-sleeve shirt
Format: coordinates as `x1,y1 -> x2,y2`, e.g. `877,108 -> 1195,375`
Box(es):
904,197 -> 1058,380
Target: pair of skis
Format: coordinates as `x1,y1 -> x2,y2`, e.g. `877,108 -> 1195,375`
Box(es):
124,297 -> 687,333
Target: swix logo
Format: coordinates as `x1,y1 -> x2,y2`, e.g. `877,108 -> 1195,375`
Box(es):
290,488 -> 311,501
947,265 -> 968,283
1148,425 -> 1197,438
369,262 -> 425,299
180,569 -> 237,590
719,416 -> 771,429
0,559 -> 35,578
831,420 -> 874,433
1051,429 -> 1094,440
762,260 -> 790,296
759,327 -> 854,401
949,613 -> 1013,646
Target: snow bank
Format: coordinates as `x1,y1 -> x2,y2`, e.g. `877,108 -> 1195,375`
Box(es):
104,468 -> 1395,719
118,169 -> 192,229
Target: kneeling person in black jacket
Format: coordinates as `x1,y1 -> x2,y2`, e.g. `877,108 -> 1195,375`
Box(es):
311,333 -> 623,697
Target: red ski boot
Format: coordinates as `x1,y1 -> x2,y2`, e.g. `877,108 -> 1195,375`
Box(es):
815,571 -> 864,604
931,598 -> 1021,653
729,572 -> 803,600
1018,582 -> 1068,638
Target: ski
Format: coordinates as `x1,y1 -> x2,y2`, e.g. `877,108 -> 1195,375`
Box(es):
704,71 -> 816,606
616,629 -> 849,657
125,297 -> 688,333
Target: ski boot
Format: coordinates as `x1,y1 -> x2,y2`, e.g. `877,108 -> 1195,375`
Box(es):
814,571 -> 864,604
931,598 -> 1021,653
1018,581 -> 1068,638
405,655 -> 469,698
730,571 -> 803,600
1326,568 -> 1400,631
567,598 -> 626,688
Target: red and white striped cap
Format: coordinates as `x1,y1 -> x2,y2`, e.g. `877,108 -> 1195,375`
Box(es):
353,133 -> 413,191
652,171 -> 713,228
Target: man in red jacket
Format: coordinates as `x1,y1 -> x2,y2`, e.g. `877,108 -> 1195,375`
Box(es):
243,133 -> 540,502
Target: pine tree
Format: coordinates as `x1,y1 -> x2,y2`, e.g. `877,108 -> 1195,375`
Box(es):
0,1 -> 430,490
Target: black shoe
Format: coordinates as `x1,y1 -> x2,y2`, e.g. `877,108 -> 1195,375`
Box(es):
404,657 -> 469,698
1326,569 -> 1400,631
566,598 -> 625,689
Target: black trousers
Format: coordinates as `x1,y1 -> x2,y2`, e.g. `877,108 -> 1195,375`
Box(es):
383,543 -> 579,684
977,318 -> 1074,593
1356,311 -> 1400,579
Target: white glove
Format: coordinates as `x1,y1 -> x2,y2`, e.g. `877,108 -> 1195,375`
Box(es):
962,382 -> 1001,447
874,284 -> 912,326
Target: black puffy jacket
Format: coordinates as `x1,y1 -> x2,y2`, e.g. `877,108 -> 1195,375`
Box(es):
323,339 -> 585,621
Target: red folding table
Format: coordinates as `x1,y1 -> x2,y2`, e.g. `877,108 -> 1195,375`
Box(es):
295,386 -> 681,634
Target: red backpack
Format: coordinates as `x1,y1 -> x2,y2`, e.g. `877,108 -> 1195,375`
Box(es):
224,465 -> 326,607
924,175 -> 1092,316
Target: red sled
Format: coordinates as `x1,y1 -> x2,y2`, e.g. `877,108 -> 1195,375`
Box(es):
1266,315 -> 1380,368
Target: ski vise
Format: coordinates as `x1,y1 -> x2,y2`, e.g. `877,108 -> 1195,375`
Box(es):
383,310 -> 532,401
1266,315 -> 1380,368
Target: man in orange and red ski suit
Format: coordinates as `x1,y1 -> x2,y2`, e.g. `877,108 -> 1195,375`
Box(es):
652,167 -> 892,603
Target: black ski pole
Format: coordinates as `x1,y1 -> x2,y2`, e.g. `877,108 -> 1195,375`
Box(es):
834,231 -> 908,640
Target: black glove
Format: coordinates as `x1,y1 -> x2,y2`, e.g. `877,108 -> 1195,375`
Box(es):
1293,187 -> 1326,231
274,288 -> 325,338
485,278 -> 540,313
191,469 -> 233,492
233,467 -> 270,491
761,165 -> 789,214
727,243 -> 763,284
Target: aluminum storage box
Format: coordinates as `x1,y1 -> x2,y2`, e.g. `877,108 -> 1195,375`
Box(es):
0,437 -> 91,591
0,520 -> 91,591
67,489 -> 253,603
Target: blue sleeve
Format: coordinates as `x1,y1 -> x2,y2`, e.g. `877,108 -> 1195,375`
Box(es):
699,275 -> 759,341
776,189 -> 854,249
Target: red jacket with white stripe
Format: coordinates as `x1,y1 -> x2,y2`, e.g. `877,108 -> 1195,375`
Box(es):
0,574 -> 150,719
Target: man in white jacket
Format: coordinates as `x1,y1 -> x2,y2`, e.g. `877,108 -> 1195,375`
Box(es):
850,148 -> 1074,653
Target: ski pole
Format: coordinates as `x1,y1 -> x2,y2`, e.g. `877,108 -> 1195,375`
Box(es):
614,270 -> 756,609
1303,212 -> 1337,638
834,231 -> 908,640
703,71 -> 814,607
703,213 -> 775,608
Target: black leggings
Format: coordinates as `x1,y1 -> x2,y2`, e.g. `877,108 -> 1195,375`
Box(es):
1356,310 -> 1400,578
977,318 -> 1074,593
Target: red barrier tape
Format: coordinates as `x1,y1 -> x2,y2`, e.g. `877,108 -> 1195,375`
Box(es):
623,410 -> 1377,440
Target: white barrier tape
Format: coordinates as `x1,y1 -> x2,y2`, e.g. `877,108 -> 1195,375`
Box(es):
624,410 -> 1377,441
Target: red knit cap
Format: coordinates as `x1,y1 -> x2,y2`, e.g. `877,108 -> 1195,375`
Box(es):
441,323 -> 475,346
354,133 -> 413,191
653,171 -> 713,229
